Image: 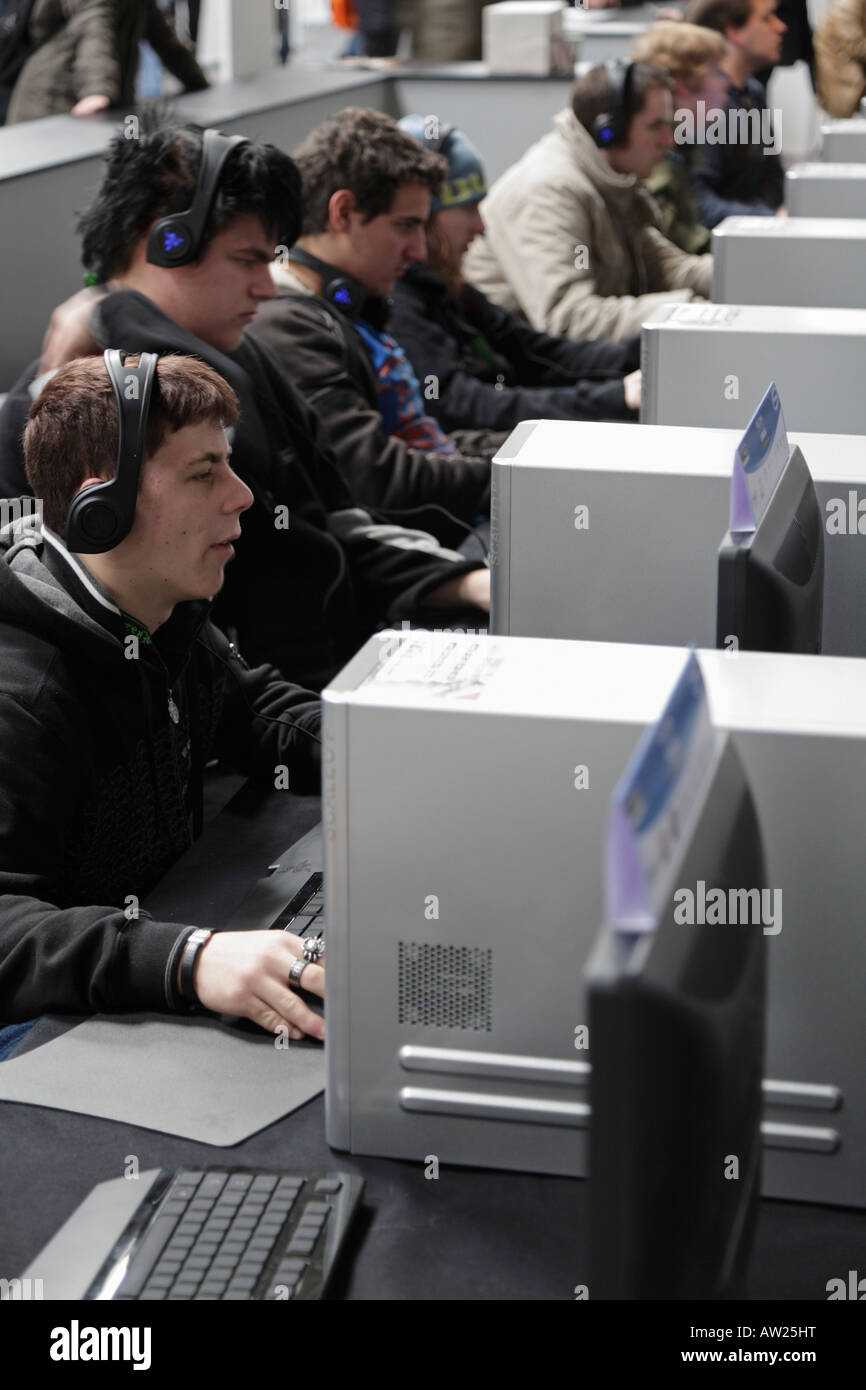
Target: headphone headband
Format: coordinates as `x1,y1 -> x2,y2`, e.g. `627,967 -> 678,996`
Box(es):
147,129 -> 249,268
65,350 -> 158,554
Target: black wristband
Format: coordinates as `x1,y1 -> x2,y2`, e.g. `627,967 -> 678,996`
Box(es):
179,927 -> 213,1005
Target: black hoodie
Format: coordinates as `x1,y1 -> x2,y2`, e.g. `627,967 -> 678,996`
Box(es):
0,520 -> 321,1024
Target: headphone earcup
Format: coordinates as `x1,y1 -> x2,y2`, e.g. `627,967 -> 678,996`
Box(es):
147,217 -> 194,267
66,487 -> 125,554
592,116 -> 616,148
325,278 -> 362,315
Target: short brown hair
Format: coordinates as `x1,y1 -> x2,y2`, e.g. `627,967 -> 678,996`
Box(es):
685,0 -> 754,35
632,21 -> 728,88
24,354 -> 239,542
571,61 -> 673,134
292,106 -> 446,235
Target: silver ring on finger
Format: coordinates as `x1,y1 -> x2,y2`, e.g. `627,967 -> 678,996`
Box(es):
288,955 -> 310,989
302,935 -> 325,964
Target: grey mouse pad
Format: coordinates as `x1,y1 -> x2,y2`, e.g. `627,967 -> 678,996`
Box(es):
0,1013 -> 324,1145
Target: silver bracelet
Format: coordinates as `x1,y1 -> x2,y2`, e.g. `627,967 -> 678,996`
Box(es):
179,927 -> 213,1004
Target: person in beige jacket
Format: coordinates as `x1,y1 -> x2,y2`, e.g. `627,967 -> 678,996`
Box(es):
814,0 -> 866,117
463,61 -> 714,342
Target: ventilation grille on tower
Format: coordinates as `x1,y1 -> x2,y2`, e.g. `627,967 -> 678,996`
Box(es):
398,942 -> 493,1031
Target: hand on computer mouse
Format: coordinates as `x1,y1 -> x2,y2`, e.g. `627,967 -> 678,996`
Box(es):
192,930 -> 325,1042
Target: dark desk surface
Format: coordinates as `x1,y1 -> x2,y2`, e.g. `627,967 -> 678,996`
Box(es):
1,776 -> 864,1302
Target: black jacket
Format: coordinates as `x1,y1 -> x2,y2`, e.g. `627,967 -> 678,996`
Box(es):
690,76 -> 786,230
0,290 -> 484,691
387,263 -> 641,434
252,278 -> 498,530
0,520 -> 321,1024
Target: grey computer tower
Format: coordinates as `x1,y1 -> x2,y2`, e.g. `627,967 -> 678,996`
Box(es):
490,420 -> 866,657
786,162 -> 866,217
712,216 -> 866,308
822,119 -> 866,162
323,633 -> 866,1207
641,302 -> 866,435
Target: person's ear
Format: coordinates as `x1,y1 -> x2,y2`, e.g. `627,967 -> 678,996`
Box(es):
328,188 -> 358,235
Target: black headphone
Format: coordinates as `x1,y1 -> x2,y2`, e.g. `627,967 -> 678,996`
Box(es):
287,245 -> 369,320
591,62 -> 635,150
146,128 -> 249,267
66,349 -> 158,554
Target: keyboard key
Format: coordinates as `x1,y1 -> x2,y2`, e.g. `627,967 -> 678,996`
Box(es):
118,1217 -> 179,1301
227,1276 -> 257,1293
170,1280 -> 201,1298
198,1173 -> 228,1198
315,1177 -> 343,1194
287,1237 -> 316,1256
302,1202 -> 331,1219
226,1175 -> 253,1193
250,1176 -> 279,1194
198,1279 -> 228,1297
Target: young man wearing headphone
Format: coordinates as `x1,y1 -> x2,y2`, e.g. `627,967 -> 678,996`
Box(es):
0,352 -> 326,1042
252,106 -> 497,545
463,61 -> 713,343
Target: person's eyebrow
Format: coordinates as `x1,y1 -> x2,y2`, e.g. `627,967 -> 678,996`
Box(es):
183,449 -> 232,468
232,245 -> 274,261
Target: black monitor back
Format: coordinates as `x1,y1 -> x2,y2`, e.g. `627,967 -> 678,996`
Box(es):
716,445 -> 823,654
586,735 -> 767,1300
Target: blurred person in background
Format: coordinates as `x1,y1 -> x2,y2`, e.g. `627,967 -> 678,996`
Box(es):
6,0 -> 207,125
631,20 -> 729,254
684,0 -> 787,227
814,0 -> 866,116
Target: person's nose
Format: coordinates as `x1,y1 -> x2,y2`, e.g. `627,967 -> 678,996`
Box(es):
408,225 -> 426,262
224,466 -> 254,517
470,205 -> 485,236
252,261 -> 277,300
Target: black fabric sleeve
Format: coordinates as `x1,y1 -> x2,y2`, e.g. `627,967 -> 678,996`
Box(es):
0,692 -> 193,1022
143,0 -> 209,88
464,290 -> 639,385
389,286 -> 636,433
200,621 -> 322,794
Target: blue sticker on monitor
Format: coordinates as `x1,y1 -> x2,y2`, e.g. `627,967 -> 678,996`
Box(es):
605,651 -> 720,933
730,382 -> 790,533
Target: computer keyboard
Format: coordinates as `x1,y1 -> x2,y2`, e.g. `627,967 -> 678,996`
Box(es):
269,870 -> 324,937
84,1166 -> 363,1300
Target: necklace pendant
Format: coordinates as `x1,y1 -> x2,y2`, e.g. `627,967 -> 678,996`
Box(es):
168,693 -> 180,725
